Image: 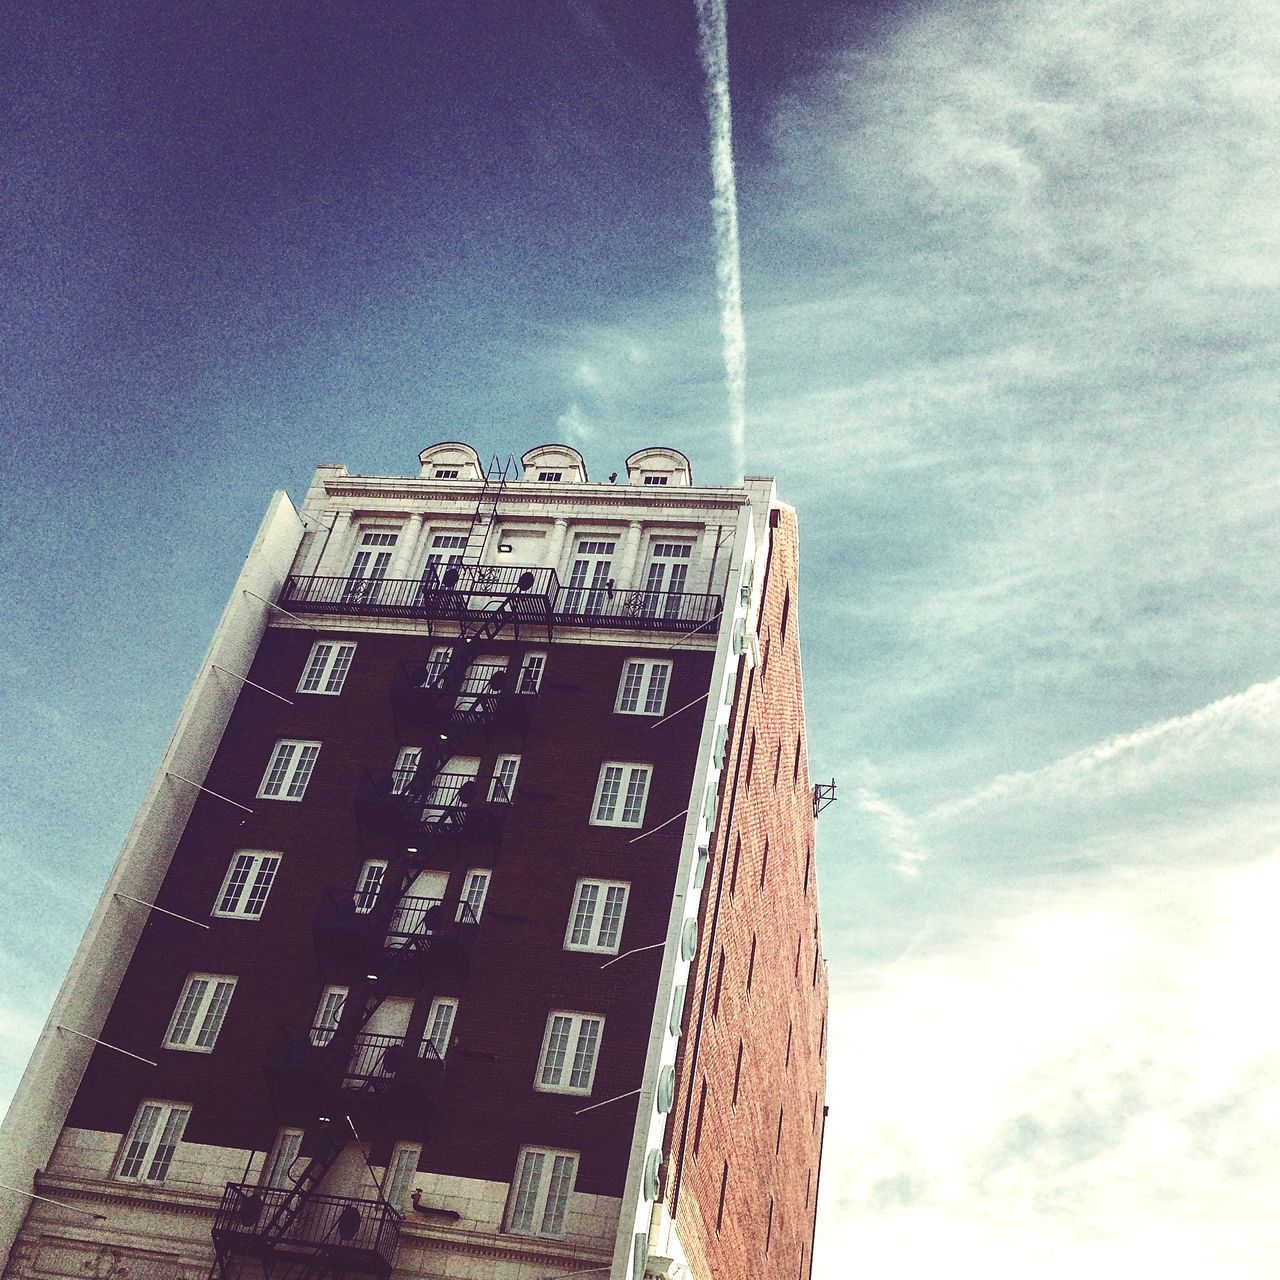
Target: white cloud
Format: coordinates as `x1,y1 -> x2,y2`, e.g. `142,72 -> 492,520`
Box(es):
817,855 -> 1280,1278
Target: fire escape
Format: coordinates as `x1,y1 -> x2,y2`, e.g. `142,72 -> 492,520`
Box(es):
212,459 -> 544,1280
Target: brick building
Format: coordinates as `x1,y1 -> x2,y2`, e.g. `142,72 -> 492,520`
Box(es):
0,442 -> 829,1280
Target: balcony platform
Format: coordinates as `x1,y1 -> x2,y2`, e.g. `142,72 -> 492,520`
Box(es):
212,1183 -> 400,1279
278,569 -> 721,636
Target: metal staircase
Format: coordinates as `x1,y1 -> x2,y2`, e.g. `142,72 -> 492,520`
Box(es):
460,454 -> 516,567
214,561 -> 537,1280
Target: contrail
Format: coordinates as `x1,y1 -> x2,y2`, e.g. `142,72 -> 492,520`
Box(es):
927,676 -> 1280,823
693,0 -> 747,479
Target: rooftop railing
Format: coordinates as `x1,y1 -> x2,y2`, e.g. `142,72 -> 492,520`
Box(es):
279,570 -> 722,633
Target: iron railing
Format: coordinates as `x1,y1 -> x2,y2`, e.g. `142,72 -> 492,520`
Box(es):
212,1182 -> 400,1277
354,769 -> 509,841
390,660 -> 535,730
312,889 -> 479,973
280,571 -> 722,632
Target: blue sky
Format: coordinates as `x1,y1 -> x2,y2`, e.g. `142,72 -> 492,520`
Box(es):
4,1 -> 1280,1274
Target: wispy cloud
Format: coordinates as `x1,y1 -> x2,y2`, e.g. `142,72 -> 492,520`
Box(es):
854,786 -> 927,878
930,677 -> 1280,822
693,0 -> 747,479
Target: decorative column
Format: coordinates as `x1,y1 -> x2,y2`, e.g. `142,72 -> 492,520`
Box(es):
318,511 -> 353,577
546,518 -> 571,579
390,513 -> 426,579
615,520 -> 645,592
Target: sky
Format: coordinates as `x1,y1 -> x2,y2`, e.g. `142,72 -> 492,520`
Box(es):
3,0 -> 1280,1274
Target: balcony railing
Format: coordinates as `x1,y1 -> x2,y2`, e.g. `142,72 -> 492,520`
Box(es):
354,769 -> 509,842
313,890 -> 480,973
390,659 -> 535,732
212,1182 -> 400,1278
280,570 -> 722,633
553,585 -> 722,630
266,1026 -> 443,1116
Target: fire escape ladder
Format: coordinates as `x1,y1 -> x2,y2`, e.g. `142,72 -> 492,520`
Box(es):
460,453 -> 514,567
249,1117 -> 352,1254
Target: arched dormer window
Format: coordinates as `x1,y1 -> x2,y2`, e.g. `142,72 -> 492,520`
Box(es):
521,444 -> 587,484
625,447 -> 692,488
418,442 -> 483,481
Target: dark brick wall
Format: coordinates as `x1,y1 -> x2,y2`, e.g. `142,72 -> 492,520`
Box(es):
664,508 -> 828,1279
67,624 -> 714,1195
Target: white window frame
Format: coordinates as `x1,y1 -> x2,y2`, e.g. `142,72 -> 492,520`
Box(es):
590,762 -> 651,828
433,467 -> 461,479
614,658 -> 672,716
311,985 -> 348,1046
489,754 -> 521,803
353,859 -> 387,913
297,641 -> 356,695
564,879 -> 630,955
537,470 -> 563,482
458,868 -> 491,923
535,1011 -> 604,1096
114,1101 -> 190,1183
391,745 -> 421,794
504,1146 -> 579,1237
163,974 -> 236,1052
383,1142 -> 421,1208
262,1127 -> 303,1189
517,652 -> 546,694
258,740 -> 321,801
642,473 -> 669,485
422,530 -> 468,578
421,996 -> 459,1060
421,644 -> 454,688
212,850 -> 281,920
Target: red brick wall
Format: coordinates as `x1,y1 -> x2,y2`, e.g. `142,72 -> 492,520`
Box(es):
664,508 -> 828,1279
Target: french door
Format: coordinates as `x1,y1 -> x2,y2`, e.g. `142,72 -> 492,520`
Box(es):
563,539 -> 616,615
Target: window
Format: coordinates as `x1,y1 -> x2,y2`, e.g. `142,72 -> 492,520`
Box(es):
732,1040 -> 744,1108
164,974 -> 236,1052
776,1107 -> 785,1155
716,1161 -> 729,1234
793,736 -> 802,786
422,997 -> 458,1060
258,740 -> 320,801
433,467 -> 460,479
642,474 -> 669,485
591,763 -> 651,828
640,540 -> 693,618
354,860 -> 387,913
537,470 -> 563,482
766,1196 -> 775,1254
213,851 -> 280,920
691,1080 -> 711,1162
728,835 -> 741,899
759,838 -> 770,891
746,732 -> 756,788
517,652 -> 546,694
773,742 -> 782,789
564,879 -> 629,954
490,754 -> 521,803
311,986 -> 347,1046
506,1147 -> 577,1237
746,935 -> 757,996
391,745 -> 421,794
563,539 -> 615,615
348,528 -> 397,581
458,868 -> 491,922
780,586 -> 791,645
803,844 -> 812,895
423,531 -> 467,575
536,1012 -> 604,1095
421,644 -> 453,688
115,1101 -> 190,1183
262,1128 -> 303,1189
297,642 -> 356,695
785,1021 -> 793,1068
712,948 -> 726,1020
384,1143 -> 421,1208
615,659 -> 671,716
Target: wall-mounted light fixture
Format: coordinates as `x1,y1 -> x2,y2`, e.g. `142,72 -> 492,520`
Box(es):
498,543 -> 514,553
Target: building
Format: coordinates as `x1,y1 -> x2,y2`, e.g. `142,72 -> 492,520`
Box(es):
0,442 -> 829,1280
